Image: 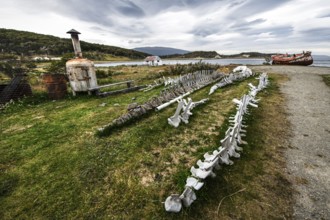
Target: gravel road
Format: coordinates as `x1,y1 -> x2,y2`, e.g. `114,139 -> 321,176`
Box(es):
251,66 -> 330,219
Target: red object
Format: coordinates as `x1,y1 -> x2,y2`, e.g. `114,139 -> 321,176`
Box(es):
271,51 -> 313,66
42,74 -> 67,99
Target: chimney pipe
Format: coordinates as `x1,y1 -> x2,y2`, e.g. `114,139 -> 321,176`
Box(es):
67,29 -> 82,58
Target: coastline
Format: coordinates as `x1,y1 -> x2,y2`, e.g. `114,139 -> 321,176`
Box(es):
95,59 -> 330,67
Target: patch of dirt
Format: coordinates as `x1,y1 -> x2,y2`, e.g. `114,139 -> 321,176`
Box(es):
140,171 -> 154,186
252,66 -> 330,219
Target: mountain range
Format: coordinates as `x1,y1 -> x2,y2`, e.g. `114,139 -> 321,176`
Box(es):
133,46 -> 190,56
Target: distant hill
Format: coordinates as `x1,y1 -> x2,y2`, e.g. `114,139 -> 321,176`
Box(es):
220,52 -> 272,58
133,46 -> 190,56
163,51 -> 220,59
0,28 -> 149,60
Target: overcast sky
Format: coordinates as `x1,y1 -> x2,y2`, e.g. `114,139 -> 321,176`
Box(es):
1,0 -> 330,55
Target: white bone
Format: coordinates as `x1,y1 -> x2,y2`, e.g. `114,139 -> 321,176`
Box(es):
168,100 -> 184,127
190,166 -> 213,179
164,195 -> 182,213
185,177 -> 204,190
180,187 -> 196,207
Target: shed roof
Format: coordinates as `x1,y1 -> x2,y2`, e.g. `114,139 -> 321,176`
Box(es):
144,56 -> 161,61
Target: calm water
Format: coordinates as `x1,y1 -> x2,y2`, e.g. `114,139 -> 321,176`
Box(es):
95,58 -> 330,67
311,59 -> 330,67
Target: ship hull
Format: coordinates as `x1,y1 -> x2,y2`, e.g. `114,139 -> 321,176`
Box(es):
271,51 -> 313,66
272,59 -> 313,66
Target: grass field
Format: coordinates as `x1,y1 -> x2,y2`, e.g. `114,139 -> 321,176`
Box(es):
0,66 -> 293,219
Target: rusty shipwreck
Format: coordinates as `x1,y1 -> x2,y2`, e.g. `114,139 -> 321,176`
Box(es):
271,51 -> 313,66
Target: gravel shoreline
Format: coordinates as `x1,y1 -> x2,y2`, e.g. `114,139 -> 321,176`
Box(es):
251,65 -> 330,219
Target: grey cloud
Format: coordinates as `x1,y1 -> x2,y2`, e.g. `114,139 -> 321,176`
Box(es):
105,21 -> 151,38
231,23 -> 293,38
31,0 -> 147,28
129,0 -> 226,15
252,26 -> 293,37
180,0 -> 224,7
231,18 -> 266,29
229,0 -> 290,19
88,25 -> 149,39
299,28 -> 330,42
69,0 -> 145,18
228,0 -> 247,9
190,0 -> 285,38
222,41 -> 234,46
248,18 -> 266,26
89,26 -> 108,32
115,0 -> 145,17
268,26 -> 294,37
192,26 -> 220,37
318,13 -> 330,18
157,0 -> 223,8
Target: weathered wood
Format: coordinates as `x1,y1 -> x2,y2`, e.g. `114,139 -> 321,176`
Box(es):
88,80 -> 134,91
98,85 -> 145,97
0,74 -> 32,105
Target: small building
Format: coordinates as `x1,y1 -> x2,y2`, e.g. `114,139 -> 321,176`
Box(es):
144,56 -> 162,66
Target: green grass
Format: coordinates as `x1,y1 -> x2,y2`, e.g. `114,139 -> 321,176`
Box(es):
0,69 -> 293,219
321,74 -> 330,87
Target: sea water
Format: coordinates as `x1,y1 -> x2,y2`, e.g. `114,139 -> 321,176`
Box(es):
95,57 -> 330,67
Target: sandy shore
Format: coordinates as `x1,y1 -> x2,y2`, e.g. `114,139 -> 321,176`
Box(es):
251,65 -> 330,219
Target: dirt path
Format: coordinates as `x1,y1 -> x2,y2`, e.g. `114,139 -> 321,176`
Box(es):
252,66 -> 330,219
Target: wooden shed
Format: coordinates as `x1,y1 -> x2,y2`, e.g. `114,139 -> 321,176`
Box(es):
144,56 -> 162,66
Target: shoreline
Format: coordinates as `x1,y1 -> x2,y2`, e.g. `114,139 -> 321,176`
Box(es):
94,57 -> 266,63
94,59 -> 330,68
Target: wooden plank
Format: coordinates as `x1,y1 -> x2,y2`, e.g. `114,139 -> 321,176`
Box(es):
88,80 -> 134,91
98,85 -> 145,97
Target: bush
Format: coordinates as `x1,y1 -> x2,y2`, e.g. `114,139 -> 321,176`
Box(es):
164,62 -> 221,76
0,62 -> 14,77
95,69 -> 108,78
25,62 -> 37,69
45,53 -> 73,74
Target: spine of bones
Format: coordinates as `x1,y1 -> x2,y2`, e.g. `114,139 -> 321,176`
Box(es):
165,72 -> 269,213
